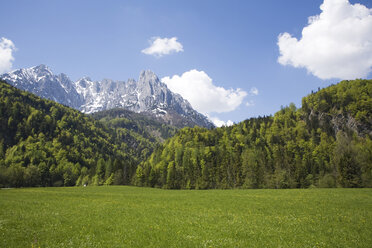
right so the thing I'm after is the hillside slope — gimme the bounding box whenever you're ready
[0,80,157,187]
[135,79,372,189]
[91,108,178,143]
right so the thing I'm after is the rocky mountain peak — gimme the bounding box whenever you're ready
[31,64,53,76]
[80,76,93,82]
[139,70,158,83]
[1,66,215,128]
[1,65,83,109]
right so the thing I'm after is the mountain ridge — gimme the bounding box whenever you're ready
[0,79,153,187]
[1,65,214,128]
[0,78,371,188]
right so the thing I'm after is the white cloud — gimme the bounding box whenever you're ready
[0,37,16,74]
[277,0,372,80]
[208,116,234,127]
[161,69,247,115]
[250,87,259,96]
[142,37,183,57]
[246,100,255,107]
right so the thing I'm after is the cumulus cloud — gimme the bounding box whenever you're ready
[142,37,183,57]
[161,69,247,115]
[250,87,259,96]
[277,0,372,80]
[208,116,234,127]
[0,37,16,74]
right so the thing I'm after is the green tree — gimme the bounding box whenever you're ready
[334,132,361,187]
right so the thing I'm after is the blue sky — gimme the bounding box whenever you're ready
[1,0,371,126]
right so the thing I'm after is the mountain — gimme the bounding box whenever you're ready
[1,65,214,128]
[1,78,371,189]
[0,65,83,109]
[91,108,179,143]
[135,79,372,189]
[0,79,160,187]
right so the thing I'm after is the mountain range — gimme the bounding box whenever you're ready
[0,76,371,189]
[0,65,214,128]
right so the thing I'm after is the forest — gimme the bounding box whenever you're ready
[135,79,372,189]
[0,80,164,187]
[0,79,371,188]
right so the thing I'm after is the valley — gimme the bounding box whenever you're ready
[1,186,371,248]
[0,78,371,188]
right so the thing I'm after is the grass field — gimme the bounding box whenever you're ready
[0,187,371,248]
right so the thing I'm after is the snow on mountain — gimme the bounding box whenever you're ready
[1,65,214,128]
[1,65,83,108]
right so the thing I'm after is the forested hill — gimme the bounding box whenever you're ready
[1,79,371,189]
[0,80,158,187]
[135,79,372,189]
[91,108,178,143]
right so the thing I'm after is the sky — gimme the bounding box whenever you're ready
[1,0,371,126]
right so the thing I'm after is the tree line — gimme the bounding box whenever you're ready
[135,79,372,189]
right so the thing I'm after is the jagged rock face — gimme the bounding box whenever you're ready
[1,65,214,128]
[1,65,84,108]
[307,109,372,137]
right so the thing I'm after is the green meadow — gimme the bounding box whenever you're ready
[0,187,371,248]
